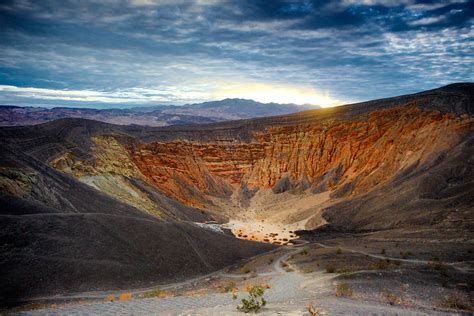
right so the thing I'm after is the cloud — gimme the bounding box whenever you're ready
[0,84,220,105]
[0,0,472,108]
[409,16,447,26]
[0,81,344,107]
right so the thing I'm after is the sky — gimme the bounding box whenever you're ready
[0,0,472,108]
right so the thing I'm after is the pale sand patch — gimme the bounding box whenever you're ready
[215,189,339,244]
[223,219,302,244]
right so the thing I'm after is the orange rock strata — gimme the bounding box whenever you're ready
[48,105,473,211]
[127,106,472,207]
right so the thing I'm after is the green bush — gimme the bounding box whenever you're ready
[236,285,267,313]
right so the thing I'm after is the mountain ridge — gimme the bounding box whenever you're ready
[0,98,319,127]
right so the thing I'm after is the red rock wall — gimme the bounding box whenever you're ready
[127,105,473,207]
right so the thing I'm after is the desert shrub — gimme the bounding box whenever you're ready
[400,251,413,259]
[368,260,390,270]
[336,248,342,254]
[157,291,169,298]
[105,294,115,302]
[335,283,353,297]
[337,267,354,273]
[141,288,168,299]
[440,293,473,311]
[381,290,401,306]
[301,248,309,255]
[141,289,160,298]
[236,285,267,313]
[429,261,449,277]
[307,303,317,315]
[119,293,132,301]
[381,248,386,255]
[326,264,336,273]
[223,282,237,293]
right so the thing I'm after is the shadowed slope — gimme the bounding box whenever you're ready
[0,146,273,304]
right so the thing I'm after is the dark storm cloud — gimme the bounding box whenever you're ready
[0,0,472,107]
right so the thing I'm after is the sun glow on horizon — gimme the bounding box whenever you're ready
[0,82,348,108]
[211,82,343,108]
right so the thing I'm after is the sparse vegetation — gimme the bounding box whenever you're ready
[381,290,402,306]
[141,289,160,298]
[119,293,132,301]
[439,293,473,311]
[105,294,115,302]
[368,260,390,270]
[429,261,449,276]
[223,282,237,293]
[307,303,317,315]
[335,283,353,297]
[337,267,354,274]
[326,264,336,273]
[381,248,386,255]
[236,285,267,313]
[336,248,342,254]
[140,288,168,299]
[399,251,413,259]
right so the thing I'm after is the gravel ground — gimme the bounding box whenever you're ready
[12,244,457,315]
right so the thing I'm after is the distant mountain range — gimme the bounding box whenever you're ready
[0,99,318,126]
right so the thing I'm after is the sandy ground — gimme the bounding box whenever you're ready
[223,219,302,244]
[220,189,335,244]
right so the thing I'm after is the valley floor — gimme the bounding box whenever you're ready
[11,232,473,315]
